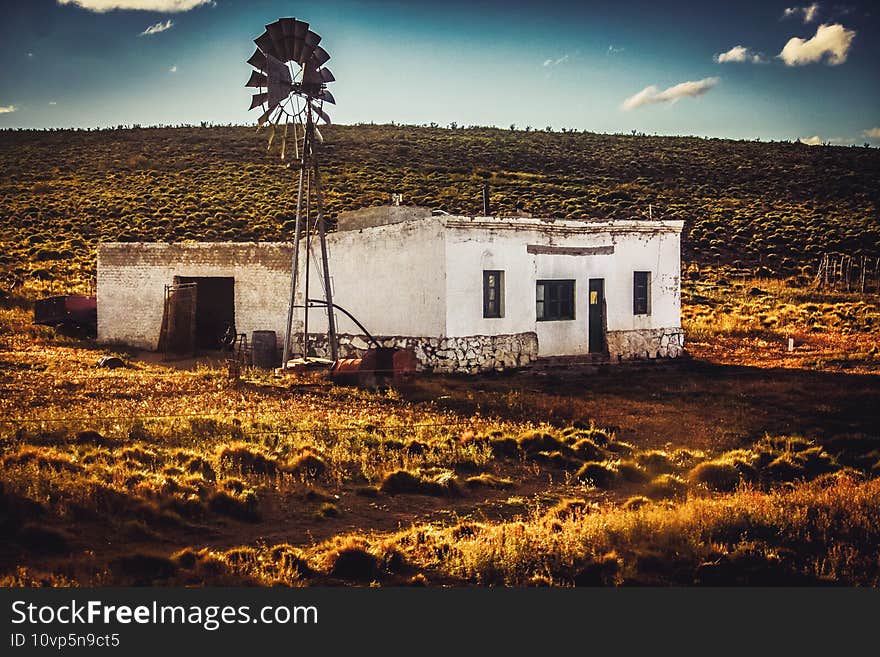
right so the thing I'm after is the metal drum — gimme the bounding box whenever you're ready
[251,330,279,368]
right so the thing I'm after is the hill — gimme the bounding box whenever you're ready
[1,124,879,295]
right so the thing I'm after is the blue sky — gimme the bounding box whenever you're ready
[0,0,877,143]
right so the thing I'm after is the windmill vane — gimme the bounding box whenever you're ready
[245,16,335,159]
[245,17,340,368]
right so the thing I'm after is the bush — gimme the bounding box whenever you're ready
[218,443,276,476]
[646,474,688,500]
[576,462,617,488]
[328,546,378,581]
[572,438,604,461]
[517,431,565,454]
[379,469,459,496]
[688,461,741,492]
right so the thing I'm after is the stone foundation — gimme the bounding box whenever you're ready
[302,332,539,374]
[605,328,685,360]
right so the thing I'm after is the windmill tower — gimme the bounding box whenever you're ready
[245,17,338,367]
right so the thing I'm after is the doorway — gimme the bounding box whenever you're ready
[175,276,235,350]
[588,278,606,354]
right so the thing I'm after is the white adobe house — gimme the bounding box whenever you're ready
[97,206,684,373]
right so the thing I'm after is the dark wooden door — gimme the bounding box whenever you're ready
[158,282,197,356]
[588,278,605,354]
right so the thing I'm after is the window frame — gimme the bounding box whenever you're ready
[633,271,651,315]
[483,270,504,319]
[536,279,576,321]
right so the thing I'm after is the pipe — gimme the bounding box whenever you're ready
[297,299,382,349]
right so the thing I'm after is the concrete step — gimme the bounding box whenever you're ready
[528,354,612,369]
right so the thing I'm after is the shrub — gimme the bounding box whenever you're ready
[646,474,688,500]
[218,443,277,476]
[517,431,565,454]
[617,460,650,483]
[548,498,595,520]
[282,452,327,479]
[575,462,617,488]
[379,469,460,496]
[207,490,260,521]
[688,461,741,492]
[636,450,675,474]
[328,545,378,581]
[605,441,635,458]
[489,436,519,457]
[464,473,514,489]
[622,496,651,511]
[572,438,604,461]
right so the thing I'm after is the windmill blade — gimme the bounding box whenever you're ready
[318,90,335,105]
[313,124,324,144]
[247,48,267,72]
[319,67,335,83]
[279,17,298,61]
[299,30,321,64]
[256,106,274,126]
[311,103,331,125]
[249,92,269,110]
[254,30,279,59]
[266,20,290,62]
[266,53,293,107]
[291,20,309,61]
[245,70,268,87]
[301,61,323,89]
[311,45,330,67]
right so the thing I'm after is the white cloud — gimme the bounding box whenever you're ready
[621,77,720,111]
[169,65,177,73]
[48,101,58,106]
[607,45,625,55]
[543,54,569,67]
[0,105,16,114]
[714,45,765,63]
[779,23,855,65]
[799,135,823,145]
[140,19,173,36]
[57,0,213,12]
[863,127,880,139]
[783,3,821,23]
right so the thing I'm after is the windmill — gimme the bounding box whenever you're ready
[245,17,338,368]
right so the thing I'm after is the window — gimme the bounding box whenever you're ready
[536,280,575,321]
[483,270,504,318]
[633,271,651,315]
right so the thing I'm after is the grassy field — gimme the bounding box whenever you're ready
[1,125,879,298]
[1,126,879,586]
[1,274,879,586]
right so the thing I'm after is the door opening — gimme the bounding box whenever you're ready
[588,278,606,354]
[175,276,235,350]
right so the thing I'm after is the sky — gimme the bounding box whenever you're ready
[0,0,877,144]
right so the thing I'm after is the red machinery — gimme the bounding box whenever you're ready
[329,347,417,388]
[33,295,97,335]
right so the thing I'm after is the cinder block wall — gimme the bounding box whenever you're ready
[97,242,293,350]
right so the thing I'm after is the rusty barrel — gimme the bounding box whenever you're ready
[251,330,279,368]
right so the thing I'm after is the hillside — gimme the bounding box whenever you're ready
[1,124,879,295]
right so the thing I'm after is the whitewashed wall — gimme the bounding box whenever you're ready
[295,217,447,338]
[97,243,293,350]
[97,216,682,362]
[442,217,682,356]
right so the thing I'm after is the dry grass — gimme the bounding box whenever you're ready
[1,271,879,586]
